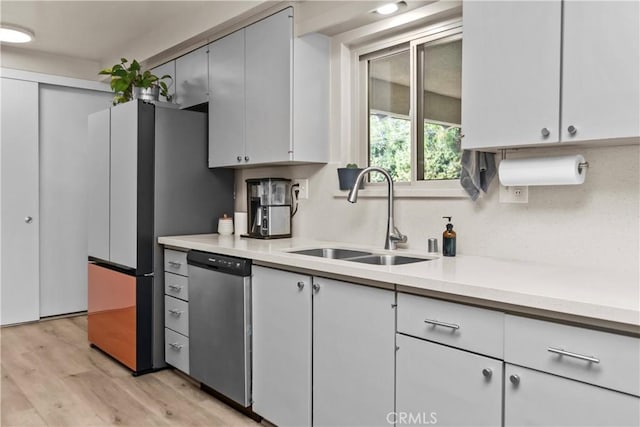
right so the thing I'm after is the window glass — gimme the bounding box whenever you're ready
[418,38,462,180]
[362,31,462,185]
[368,50,410,183]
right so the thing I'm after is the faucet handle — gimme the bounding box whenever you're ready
[390,227,407,244]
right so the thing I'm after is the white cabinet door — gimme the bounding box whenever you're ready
[88,109,111,260]
[151,60,176,103]
[396,334,503,426]
[313,278,395,426]
[176,45,208,109]
[39,85,111,316]
[208,30,246,168]
[245,8,292,164]
[0,78,40,325]
[562,1,640,142]
[252,266,312,426]
[505,364,640,426]
[462,0,561,149]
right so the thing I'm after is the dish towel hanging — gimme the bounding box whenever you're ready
[460,150,497,201]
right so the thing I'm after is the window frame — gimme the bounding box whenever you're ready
[354,21,463,190]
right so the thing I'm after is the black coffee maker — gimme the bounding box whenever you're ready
[245,178,292,239]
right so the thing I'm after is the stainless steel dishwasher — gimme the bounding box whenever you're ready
[187,250,251,407]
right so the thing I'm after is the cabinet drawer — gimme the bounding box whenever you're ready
[505,315,640,396]
[164,249,188,276]
[165,328,189,374]
[164,295,189,336]
[397,293,504,358]
[164,272,188,301]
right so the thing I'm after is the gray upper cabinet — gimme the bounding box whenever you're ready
[462,0,639,150]
[244,8,292,165]
[209,29,246,167]
[176,45,209,109]
[151,60,176,103]
[208,7,330,168]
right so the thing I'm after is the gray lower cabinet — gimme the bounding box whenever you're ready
[164,249,189,374]
[505,364,640,426]
[252,266,312,426]
[251,267,395,426]
[396,334,503,426]
[312,277,395,426]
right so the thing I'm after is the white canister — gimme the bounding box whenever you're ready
[218,214,234,235]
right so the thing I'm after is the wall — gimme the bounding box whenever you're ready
[233,22,639,276]
[0,46,102,80]
[234,144,639,276]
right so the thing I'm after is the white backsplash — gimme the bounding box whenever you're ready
[235,144,639,275]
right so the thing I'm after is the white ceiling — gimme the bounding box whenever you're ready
[0,1,265,69]
[0,0,448,80]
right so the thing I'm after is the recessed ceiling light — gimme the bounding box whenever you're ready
[376,2,400,15]
[0,25,35,43]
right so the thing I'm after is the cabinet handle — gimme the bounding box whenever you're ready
[541,127,551,138]
[168,342,183,350]
[312,283,320,293]
[424,318,460,330]
[567,125,577,136]
[547,347,600,364]
[297,281,305,290]
[509,374,520,386]
[168,285,183,292]
[237,156,242,162]
[168,261,182,268]
[25,216,33,224]
[244,156,250,162]
[482,368,493,379]
[168,309,183,316]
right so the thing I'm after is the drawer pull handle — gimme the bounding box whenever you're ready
[482,368,493,379]
[168,309,183,316]
[547,347,600,363]
[424,318,460,330]
[168,342,183,350]
[168,261,182,268]
[168,285,183,292]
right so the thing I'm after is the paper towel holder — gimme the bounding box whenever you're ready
[578,161,590,173]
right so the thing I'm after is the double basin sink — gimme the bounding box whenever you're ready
[289,248,432,265]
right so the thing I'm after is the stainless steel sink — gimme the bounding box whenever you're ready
[290,248,373,259]
[347,254,431,265]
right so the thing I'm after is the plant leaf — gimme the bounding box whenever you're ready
[98,68,112,75]
[130,60,140,71]
[120,58,128,64]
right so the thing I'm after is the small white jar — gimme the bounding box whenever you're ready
[218,214,234,235]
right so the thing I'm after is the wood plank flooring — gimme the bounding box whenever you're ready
[1,315,259,426]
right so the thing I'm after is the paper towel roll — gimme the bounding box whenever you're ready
[234,212,248,236]
[498,155,586,186]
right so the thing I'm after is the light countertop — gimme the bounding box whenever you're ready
[158,234,640,334]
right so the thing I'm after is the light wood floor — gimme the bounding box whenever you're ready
[1,315,260,426]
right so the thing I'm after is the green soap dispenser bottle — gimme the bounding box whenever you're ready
[442,216,456,257]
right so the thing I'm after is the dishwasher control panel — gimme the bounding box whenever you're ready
[187,250,251,276]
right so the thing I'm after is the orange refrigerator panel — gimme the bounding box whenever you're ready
[88,263,137,371]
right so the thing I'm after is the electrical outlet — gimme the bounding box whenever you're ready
[293,178,309,199]
[499,185,528,204]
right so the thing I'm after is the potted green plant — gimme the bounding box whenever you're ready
[337,163,365,190]
[99,58,173,105]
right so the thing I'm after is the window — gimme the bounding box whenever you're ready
[361,28,462,184]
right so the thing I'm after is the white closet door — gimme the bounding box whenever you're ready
[39,84,111,317]
[0,78,40,325]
